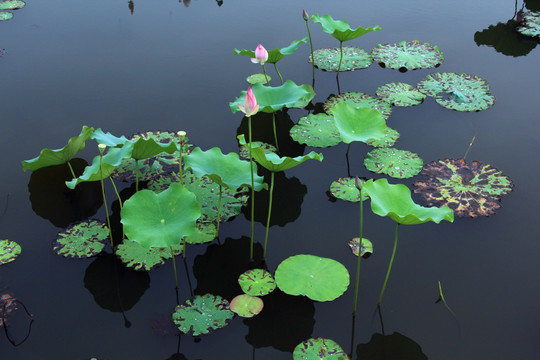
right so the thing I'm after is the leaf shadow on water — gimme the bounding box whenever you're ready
[356,332,428,360]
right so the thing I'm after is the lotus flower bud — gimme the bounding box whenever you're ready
[302,9,309,21]
[98,143,107,153]
[354,176,364,191]
[250,44,268,65]
[237,87,259,117]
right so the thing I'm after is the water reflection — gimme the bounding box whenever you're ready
[356,332,428,359]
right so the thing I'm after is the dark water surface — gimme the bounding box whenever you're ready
[1,0,539,359]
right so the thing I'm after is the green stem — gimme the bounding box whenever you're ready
[337,41,344,82]
[438,281,457,318]
[305,19,315,81]
[248,116,255,262]
[272,112,279,152]
[273,63,284,84]
[178,143,185,186]
[99,155,114,248]
[263,171,275,260]
[109,177,124,239]
[378,223,400,305]
[216,185,222,235]
[135,160,139,192]
[170,246,179,291]
[182,237,187,260]
[66,160,76,179]
[262,64,270,85]
[352,191,364,316]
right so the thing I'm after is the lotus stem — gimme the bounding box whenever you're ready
[109,177,123,210]
[352,190,364,316]
[262,64,270,85]
[272,112,279,152]
[135,160,139,192]
[337,41,344,83]
[178,131,186,186]
[273,63,284,84]
[170,246,179,291]
[216,185,222,235]
[182,237,187,260]
[377,223,400,306]
[248,116,255,262]
[263,171,275,260]
[305,18,315,82]
[66,160,76,179]
[99,153,114,248]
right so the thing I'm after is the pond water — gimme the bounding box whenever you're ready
[1,0,540,359]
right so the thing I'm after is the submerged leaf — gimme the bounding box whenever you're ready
[364,148,424,179]
[0,239,21,265]
[172,294,234,336]
[371,40,444,70]
[238,269,276,296]
[53,220,108,258]
[376,82,426,107]
[229,294,264,318]
[324,92,392,119]
[289,113,341,148]
[294,338,350,360]
[309,47,372,72]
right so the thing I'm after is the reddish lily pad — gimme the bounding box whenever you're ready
[363,148,424,179]
[371,40,444,71]
[229,294,264,318]
[309,47,372,72]
[323,92,392,119]
[238,269,276,296]
[293,338,349,360]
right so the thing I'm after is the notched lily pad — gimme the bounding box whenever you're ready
[348,237,373,258]
[293,338,350,360]
[517,11,540,38]
[289,113,341,148]
[184,222,217,244]
[0,0,25,10]
[238,269,276,296]
[116,240,183,271]
[53,220,108,258]
[324,92,392,119]
[0,239,21,265]
[229,294,264,318]
[172,294,234,336]
[376,82,426,107]
[372,40,444,71]
[309,47,372,72]
[329,177,369,202]
[364,148,423,179]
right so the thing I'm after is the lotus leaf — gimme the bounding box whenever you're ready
[517,11,540,38]
[363,178,454,225]
[116,239,183,271]
[234,37,308,64]
[309,47,372,72]
[365,127,400,148]
[0,0,25,10]
[121,183,201,248]
[364,148,423,179]
[172,294,234,336]
[324,92,392,119]
[413,158,514,217]
[417,72,495,111]
[371,40,444,70]
[229,294,264,318]
[53,220,108,258]
[238,269,276,296]
[376,82,426,107]
[275,254,350,302]
[348,237,373,257]
[230,80,315,114]
[247,73,271,84]
[22,126,95,172]
[311,14,381,42]
[329,177,369,202]
[184,222,217,244]
[250,148,324,173]
[0,239,21,265]
[90,128,129,147]
[238,140,277,160]
[111,157,165,183]
[0,11,13,20]
[330,103,389,144]
[289,113,341,148]
[293,338,349,360]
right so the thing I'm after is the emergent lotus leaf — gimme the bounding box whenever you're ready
[289,113,341,148]
[348,237,373,258]
[116,240,183,271]
[330,103,389,144]
[53,219,108,258]
[363,148,424,179]
[0,239,21,265]
[229,294,264,318]
[238,269,277,296]
[365,127,400,148]
[324,92,392,119]
[371,40,444,71]
[311,13,381,42]
[309,47,372,72]
[234,37,308,64]
[0,1,25,10]
[329,177,369,202]
[376,82,426,107]
[517,11,540,38]
[0,11,13,20]
[91,128,129,147]
[250,148,324,173]
[293,338,350,360]
[172,294,234,336]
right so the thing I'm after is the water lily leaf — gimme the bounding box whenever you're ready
[365,127,400,148]
[329,177,369,202]
[172,294,234,336]
[229,294,264,318]
[363,178,454,225]
[184,222,217,244]
[348,237,373,257]
[116,239,183,271]
[364,148,424,179]
[0,239,21,265]
[289,113,341,148]
[230,80,315,113]
[517,11,540,38]
[247,73,271,84]
[0,0,25,10]
[294,338,349,360]
[250,148,324,173]
[309,47,372,72]
[22,126,95,172]
[0,11,13,20]
[330,103,389,144]
[121,183,201,248]
[413,158,514,218]
[324,92,392,119]
[238,269,276,296]
[234,37,308,64]
[275,254,350,302]
[371,40,444,71]
[376,82,426,107]
[53,219,108,258]
[311,13,381,42]
[417,72,495,111]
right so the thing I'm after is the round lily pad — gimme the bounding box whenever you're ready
[376,82,426,107]
[229,294,264,318]
[238,269,276,296]
[365,127,400,148]
[0,0,25,10]
[246,73,271,84]
[371,40,444,71]
[0,239,21,265]
[293,338,350,360]
[414,158,514,217]
[348,237,373,258]
[184,222,217,244]
[172,294,234,336]
[275,254,350,302]
[0,11,13,20]
[364,148,424,179]
[309,46,372,72]
[330,177,369,202]
[323,92,392,119]
[517,11,540,38]
[53,220,109,258]
[116,240,183,271]
[289,113,341,148]
[417,72,496,111]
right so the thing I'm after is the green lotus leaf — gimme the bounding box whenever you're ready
[121,183,201,248]
[324,92,392,119]
[363,178,454,225]
[230,80,315,113]
[129,136,178,161]
[309,47,372,72]
[293,338,350,360]
[250,148,324,173]
[329,177,369,202]
[53,220,108,258]
[413,158,514,218]
[376,82,426,107]
[184,221,217,244]
[417,72,496,111]
[0,11,13,20]
[275,254,350,302]
[311,13,381,42]
[22,126,95,172]
[365,127,400,148]
[0,239,21,265]
[364,148,424,179]
[234,37,308,64]
[229,294,264,318]
[90,128,129,147]
[111,157,165,183]
[330,103,388,144]
[371,40,444,70]
[238,269,276,296]
[289,113,341,148]
[517,11,540,38]
[348,237,373,257]
[172,294,234,336]
[116,239,183,271]
[247,73,271,84]
[239,140,277,160]
[0,1,25,10]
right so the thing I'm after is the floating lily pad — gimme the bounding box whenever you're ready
[365,127,400,148]
[116,240,183,271]
[517,11,540,38]
[348,237,373,257]
[53,220,108,259]
[324,92,392,119]
[376,82,426,107]
[172,294,234,336]
[0,1,25,10]
[289,113,341,148]
[371,40,444,71]
[417,72,495,111]
[293,338,350,360]
[0,11,12,20]
[275,254,350,302]
[184,222,217,244]
[246,73,271,84]
[238,269,276,296]
[0,239,21,265]
[329,177,369,202]
[229,294,264,318]
[330,103,389,144]
[414,158,514,217]
[309,47,372,72]
[364,148,423,179]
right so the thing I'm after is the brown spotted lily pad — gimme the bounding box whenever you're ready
[323,92,392,119]
[414,158,514,217]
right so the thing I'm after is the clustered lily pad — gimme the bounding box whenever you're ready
[414,158,514,217]
[309,47,372,72]
[293,338,350,360]
[376,82,426,107]
[323,92,392,119]
[371,40,444,71]
[53,220,109,258]
[289,113,341,148]
[0,239,21,265]
[517,11,540,38]
[238,269,276,296]
[329,177,369,202]
[172,294,234,336]
[363,148,424,179]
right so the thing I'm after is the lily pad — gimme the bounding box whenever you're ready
[330,103,389,144]
[324,92,392,119]
[371,40,444,71]
[0,1,25,10]
[348,237,373,257]
[376,82,426,107]
[311,13,381,42]
[413,158,514,217]
[0,11,13,20]
[275,254,350,302]
[329,177,369,202]
[172,294,234,336]
[229,294,264,318]
[53,220,109,258]
[247,73,271,84]
[184,222,217,244]
[0,239,21,265]
[234,37,308,64]
[238,269,276,296]
[116,240,183,271]
[364,148,424,179]
[289,113,341,148]
[517,11,540,38]
[309,47,372,72]
[417,72,496,111]
[293,338,350,360]
[365,127,400,148]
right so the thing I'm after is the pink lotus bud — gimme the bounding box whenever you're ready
[302,10,309,21]
[250,44,268,65]
[237,87,260,117]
